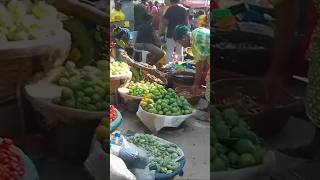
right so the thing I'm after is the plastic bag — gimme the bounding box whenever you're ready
[136,106,193,133]
[131,167,155,180]
[115,137,149,169]
[110,154,136,180]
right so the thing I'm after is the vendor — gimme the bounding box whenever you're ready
[111,1,126,27]
[134,14,165,65]
[48,0,107,26]
[263,0,320,159]
[173,25,210,102]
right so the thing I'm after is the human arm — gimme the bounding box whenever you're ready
[192,60,207,93]
[48,0,107,26]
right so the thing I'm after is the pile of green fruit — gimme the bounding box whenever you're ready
[110,61,130,76]
[128,134,182,174]
[52,61,108,111]
[127,81,165,97]
[0,0,63,42]
[140,88,193,116]
[211,107,266,172]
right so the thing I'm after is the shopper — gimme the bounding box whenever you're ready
[135,14,164,65]
[264,0,320,159]
[158,0,171,37]
[173,25,210,102]
[48,0,106,26]
[151,2,161,31]
[163,0,188,63]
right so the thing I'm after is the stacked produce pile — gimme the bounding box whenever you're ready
[52,61,108,111]
[128,134,182,174]
[110,61,130,76]
[140,88,193,116]
[0,139,24,180]
[211,107,266,172]
[0,0,63,42]
[127,81,165,97]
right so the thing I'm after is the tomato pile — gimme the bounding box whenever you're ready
[110,105,117,123]
[0,139,24,180]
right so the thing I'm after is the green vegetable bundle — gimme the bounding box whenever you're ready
[210,107,266,172]
[128,134,182,174]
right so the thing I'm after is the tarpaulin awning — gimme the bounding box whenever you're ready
[180,0,210,9]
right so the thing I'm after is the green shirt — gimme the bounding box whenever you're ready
[191,27,211,102]
[191,27,210,63]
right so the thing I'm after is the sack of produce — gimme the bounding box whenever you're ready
[136,88,194,133]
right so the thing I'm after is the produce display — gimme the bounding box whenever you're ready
[127,81,165,97]
[140,88,193,116]
[211,107,266,172]
[110,61,130,76]
[128,134,182,174]
[0,0,63,42]
[0,138,24,180]
[52,61,108,111]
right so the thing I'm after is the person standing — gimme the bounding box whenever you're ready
[264,0,320,159]
[173,25,210,102]
[110,1,126,26]
[163,0,188,63]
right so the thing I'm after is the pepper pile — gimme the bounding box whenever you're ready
[110,105,117,123]
[0,138,24,180]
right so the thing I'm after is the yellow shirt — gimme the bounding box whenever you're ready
[110,9,125,22]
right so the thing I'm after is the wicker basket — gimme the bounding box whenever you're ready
[110,72,132,93]
[120,50,168,85]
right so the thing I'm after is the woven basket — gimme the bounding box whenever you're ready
[120,50,168,85]
[110,72,132,92]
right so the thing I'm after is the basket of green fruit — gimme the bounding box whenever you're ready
[136,88,194,133]
[49,61,108,116]
[210,106,276,180]
[110,61,132,92]
[118,81,166,112]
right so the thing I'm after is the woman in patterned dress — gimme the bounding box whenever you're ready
[173,25,210,103]
[264,0,320,158]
